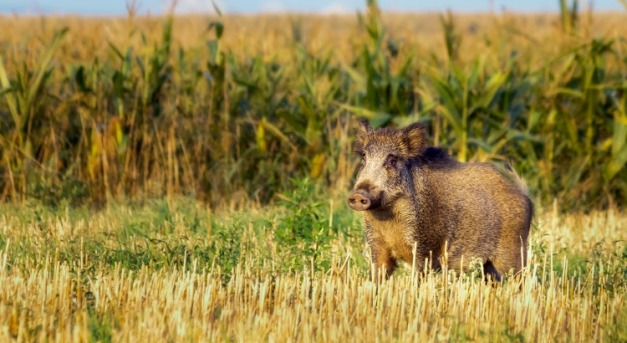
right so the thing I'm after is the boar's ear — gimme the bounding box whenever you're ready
[357,119,372,137]
[354,119,372,153]
[401,122,427,158]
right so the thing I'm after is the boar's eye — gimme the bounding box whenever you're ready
[359,152,366,164]
[384,154,399,168]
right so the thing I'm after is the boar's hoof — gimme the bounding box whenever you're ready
[348,190,372,211]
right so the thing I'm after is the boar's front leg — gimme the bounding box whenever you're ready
[410,244,440,274]
[370,239,397,280]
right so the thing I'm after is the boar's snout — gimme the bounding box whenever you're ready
[348,189,373,211]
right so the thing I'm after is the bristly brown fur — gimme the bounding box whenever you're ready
[353,121,428,159]
[350,120,533,282]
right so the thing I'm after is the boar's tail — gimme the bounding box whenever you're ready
[504,163,529,196]
[504,163,534,230]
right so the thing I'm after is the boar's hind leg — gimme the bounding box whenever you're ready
[483,260,502,283]
[492,237,527,279]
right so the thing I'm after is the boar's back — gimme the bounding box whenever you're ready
[418,147,457,167]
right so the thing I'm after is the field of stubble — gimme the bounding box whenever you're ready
[0,199,624,342]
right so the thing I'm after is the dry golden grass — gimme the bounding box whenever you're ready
[0,202,624,342]
[1,12,626,70]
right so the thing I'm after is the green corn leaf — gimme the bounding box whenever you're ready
[430,74,462,132]
[260,117,297,151]
[0,57,20,127]
[108,41,125,61]
[556,87,584,98]
[604,111,627,181]
[482,71,507,106]
[468,138,495,153]
[26,27,68,113]
[338,103,392,128]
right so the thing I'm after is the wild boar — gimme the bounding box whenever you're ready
[348,120,533,281]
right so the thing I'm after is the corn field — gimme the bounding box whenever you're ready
[0,2,625,209]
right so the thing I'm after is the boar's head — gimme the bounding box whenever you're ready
[348,119,427,211]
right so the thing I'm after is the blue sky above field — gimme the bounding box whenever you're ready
[0,0,624,16]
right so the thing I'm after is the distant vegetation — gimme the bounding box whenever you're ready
[0,1,625,210]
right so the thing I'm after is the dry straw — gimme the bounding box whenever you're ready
[0,207,624,342]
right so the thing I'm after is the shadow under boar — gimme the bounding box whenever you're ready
[348,120,533,281]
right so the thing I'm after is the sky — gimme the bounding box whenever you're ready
[0,0,624,16]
